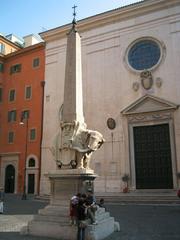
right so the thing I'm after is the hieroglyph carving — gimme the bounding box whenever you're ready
[50,120,105,169]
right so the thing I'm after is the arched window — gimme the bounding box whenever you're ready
[28,158,35,167]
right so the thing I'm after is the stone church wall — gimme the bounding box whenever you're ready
[40,0,180,194]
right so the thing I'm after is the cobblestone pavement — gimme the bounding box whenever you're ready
[0,194,180,240]
[105,203,180,240]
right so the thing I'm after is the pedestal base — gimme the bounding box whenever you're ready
[21,169,120,240]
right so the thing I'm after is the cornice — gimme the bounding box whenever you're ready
[0,152,21,157]
[121,94,179,115]
[4,42,45,60]
[0,36,21,50]
[40,0,180,42]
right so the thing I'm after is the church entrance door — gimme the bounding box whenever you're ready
[133,123,173,189]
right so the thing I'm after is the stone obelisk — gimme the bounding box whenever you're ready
[22,8,119,240]
[53,14,104,171]
[63,19,84,123]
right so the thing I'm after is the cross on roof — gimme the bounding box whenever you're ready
[72,5,77,20]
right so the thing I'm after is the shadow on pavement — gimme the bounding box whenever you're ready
[3,194,48,215]
[0,232,55,240]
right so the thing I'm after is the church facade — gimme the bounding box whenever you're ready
[40,0,180,194]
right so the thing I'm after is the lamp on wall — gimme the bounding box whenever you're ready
[20,110,29,200]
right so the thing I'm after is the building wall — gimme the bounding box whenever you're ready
[0,37,20,55]
[40,0,180,194]
[0,44,45,194]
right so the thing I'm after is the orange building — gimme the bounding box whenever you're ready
[0,35,45,195]
[0,33,21,55]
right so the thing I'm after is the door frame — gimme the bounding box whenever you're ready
[129,117,177,190]
[0,153,19,193]
[28,173,35,194]
[5,164,15,193]
[26,154,39,195]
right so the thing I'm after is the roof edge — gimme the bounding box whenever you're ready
[40,0,180,41]
[4,42,45,59]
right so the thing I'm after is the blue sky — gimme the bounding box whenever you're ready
[1,0,142,38]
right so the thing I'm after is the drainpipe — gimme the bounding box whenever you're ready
[38,80,45,195]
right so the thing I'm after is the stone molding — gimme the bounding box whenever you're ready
[0,152,20,156]
[124,36,166,74]
[127,112,173,123]
[40,0,180,42]
[122,94,179,190]
[0,155,19,193]
[121,94,179,115]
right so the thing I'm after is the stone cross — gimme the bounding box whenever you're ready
[72,5,77,26]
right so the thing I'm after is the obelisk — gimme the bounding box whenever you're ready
[63,16,84,123]
[54,10,104,170]
[22,7,119,240]
[57,15,88,167]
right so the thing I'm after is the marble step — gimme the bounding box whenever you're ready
[95,211,110,222]
[35,209,110,224]
[27,221,77,240]
[27,216,117,240]
[96,195,180,204]
[33,214,69,224]
[86,216,116,240]
[38,206,69,216]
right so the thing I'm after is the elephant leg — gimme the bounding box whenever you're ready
[83,152,92,169]
[76,152,84,169]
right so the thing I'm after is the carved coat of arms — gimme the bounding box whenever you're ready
[140,70,153,90]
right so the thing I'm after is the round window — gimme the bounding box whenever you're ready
[128,39,161,71]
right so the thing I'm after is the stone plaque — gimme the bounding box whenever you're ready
[107,118,116,129]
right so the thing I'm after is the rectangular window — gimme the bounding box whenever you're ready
[33,58,40,68]
[0,88,2,103]
[30,128,36,140]
[9,89,16,102]
[10,64,21,74]
[21,110,30,120]
[8,110,16,122]
[25,86,32,99]
[0,63,4,72]
[8,131,14,143]
[0,43,5,54]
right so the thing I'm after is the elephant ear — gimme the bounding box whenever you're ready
[87,131,104,151]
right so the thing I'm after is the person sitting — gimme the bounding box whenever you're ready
[84,190,97,225]
[98,198,106,210]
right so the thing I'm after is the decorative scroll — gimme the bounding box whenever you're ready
[127,112,173,123]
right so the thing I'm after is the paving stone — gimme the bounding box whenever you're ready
[0,194,180,240]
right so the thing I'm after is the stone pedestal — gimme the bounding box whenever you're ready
[21,169,120,240]
[48,169,96,205]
